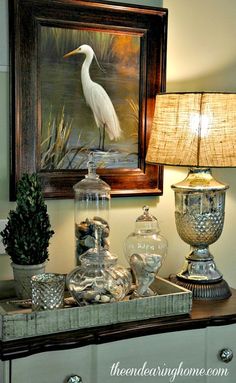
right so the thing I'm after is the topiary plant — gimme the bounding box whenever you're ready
[0,173,54,265]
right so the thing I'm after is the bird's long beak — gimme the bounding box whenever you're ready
[63,48,79,58]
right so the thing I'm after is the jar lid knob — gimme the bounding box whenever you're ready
[86,152,99,179]
[143,205,150,215]
[136,205,157,222]
[94,223,102,251]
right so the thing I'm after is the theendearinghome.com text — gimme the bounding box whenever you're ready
[110,361,229,382]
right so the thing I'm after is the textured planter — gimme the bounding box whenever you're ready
[11,262,46,299]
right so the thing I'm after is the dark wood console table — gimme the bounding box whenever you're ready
[1,289,236,361]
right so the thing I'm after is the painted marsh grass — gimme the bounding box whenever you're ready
[41,106,81,170]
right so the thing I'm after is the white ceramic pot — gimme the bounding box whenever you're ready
[11,262,46,299]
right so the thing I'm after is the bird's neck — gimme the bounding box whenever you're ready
[81,52,94,86]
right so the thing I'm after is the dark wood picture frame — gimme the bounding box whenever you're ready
[9,0,167,199]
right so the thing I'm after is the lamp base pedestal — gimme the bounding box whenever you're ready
[171,168,231,301]
[169,274,231,300]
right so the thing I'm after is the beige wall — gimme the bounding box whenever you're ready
[1,0,236,288]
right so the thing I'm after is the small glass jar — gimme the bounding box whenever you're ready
[67,226,132,305]
[124,206,168,297]
[74,153,111,264]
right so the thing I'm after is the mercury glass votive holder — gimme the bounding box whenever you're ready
[31,273,65,311]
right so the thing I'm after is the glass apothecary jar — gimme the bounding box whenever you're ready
[67,226,132,305]
[124,206,168,297]
[74,153,111,264]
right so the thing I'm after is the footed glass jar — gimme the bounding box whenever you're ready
[74,153,111,264]
[124,206,168,297]
[67,226,132,305]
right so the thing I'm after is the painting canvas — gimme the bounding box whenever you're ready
[9,0,167,198]
[40,28,140,171]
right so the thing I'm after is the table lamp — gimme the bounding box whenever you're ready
[146,92,236,300]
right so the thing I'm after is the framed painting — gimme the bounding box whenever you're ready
[9,0,167,199]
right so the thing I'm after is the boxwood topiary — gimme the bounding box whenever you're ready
[0,173,54,265]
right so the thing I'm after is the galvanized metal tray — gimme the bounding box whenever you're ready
[0,277,192,341]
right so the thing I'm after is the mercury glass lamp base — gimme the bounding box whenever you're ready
[171,168,230,300]
[170,274,231,300]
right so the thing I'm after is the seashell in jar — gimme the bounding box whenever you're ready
[83,290,99,302]
[83,235,96,248]
[100,295,111,303]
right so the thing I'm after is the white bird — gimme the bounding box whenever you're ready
[64,44,122,151]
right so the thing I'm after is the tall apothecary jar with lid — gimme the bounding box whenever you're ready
[73,153,111,264]
[124,205,168,297]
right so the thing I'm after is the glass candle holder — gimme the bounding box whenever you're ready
[31,273,65,310]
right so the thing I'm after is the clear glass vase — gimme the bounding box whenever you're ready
[73,153,111,264]
[124,206,168,297]
[67,225,132,305]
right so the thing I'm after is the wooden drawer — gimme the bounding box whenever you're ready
[11,346,93,383]
[96,329,206,383]
[206,324,236,382]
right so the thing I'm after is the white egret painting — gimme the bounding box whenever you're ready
[40,27,140,171]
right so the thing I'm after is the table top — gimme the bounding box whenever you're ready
[1,288,236,361]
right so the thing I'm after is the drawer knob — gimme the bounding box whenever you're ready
[219,348,233,363]
[66,375,83,383]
